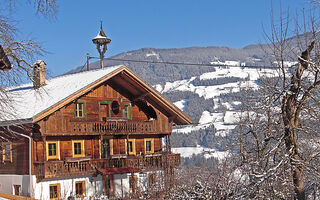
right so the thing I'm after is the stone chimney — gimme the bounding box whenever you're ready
[33,60,46,89]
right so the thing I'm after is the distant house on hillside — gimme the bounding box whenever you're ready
[0,62,191,199]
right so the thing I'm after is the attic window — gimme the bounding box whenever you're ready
[2,142,12,162]
[74,100,87,118]
[122,103,132,120]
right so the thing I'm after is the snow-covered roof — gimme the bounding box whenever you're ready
[0,64,192,125]
[2,65,123,122]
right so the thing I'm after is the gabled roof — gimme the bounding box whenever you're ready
[2,65,192,125]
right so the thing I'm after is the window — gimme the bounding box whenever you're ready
[145,139,154,154]
[75,181,85,197]
[127,139,135,155]
[121,103,132,120]
[49,184,60,200]
[129,175,137,192]
[72,140,85,157]
[74,100,86,118]
[2,143,12,162]
[13,185,21,195]
[46,141,59,160]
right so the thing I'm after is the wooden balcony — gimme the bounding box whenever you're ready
[69,120,171,135]
[33,153,180,181]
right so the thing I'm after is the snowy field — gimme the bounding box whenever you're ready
[172,145,230,160]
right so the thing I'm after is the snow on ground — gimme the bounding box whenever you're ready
[224,111,239,124]
[172,145,230,160]
[174,99,187,111]
[200,66,277,81]
[174,110,237,137]
[153,84,163,92]
[273,61,298,67]
[221,102,232,110]
[198,111,222,125]
[161,77,196,93]
[168,66,278,136]
[210,60,240,66]
[146,51,160,59]
[173,124,211,134]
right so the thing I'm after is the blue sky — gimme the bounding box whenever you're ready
[10,0,311,76]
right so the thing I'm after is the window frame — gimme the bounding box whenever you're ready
[129,175,137,192]
[72,140,85,157]
[121,103,132,120]
[144,138,154,154]
[75,181,85,197]
[49,184,60,200]
[74,100,87,119]
[98,101,111,121]
[46,141,60,160]
[126,139,135,155]
[2,142,12,162]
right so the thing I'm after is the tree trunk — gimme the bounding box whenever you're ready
[281,42,315,200]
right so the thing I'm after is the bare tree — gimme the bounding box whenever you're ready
[238,4,320,199]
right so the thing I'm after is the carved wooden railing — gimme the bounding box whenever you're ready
[69,120,171,135]
[33,153,180,181]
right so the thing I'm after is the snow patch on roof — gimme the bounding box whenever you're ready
[2,65,123,121]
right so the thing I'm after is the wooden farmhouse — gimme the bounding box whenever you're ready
[0,62,192,199]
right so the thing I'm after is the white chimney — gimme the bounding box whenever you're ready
[33,60,46,89]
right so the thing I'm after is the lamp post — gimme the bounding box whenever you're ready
[92,22,111,69]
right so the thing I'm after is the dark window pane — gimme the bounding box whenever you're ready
[5,144,10,159]
[50,185,58,198]
[146,141,151,152]
[48,143,56,156]
[74,143,82,155]
[128,141,133,153]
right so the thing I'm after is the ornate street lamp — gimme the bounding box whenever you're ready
[92,22,111,69]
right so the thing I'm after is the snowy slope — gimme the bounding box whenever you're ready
[157,65,278,137]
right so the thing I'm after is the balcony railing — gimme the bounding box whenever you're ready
[33,153,180,181]
[69,120,171,135]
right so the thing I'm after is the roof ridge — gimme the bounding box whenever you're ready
[7,65,125,90]
[50,65,124,81]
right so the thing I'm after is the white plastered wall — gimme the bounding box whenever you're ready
[113,170,162,198]
[0,175,31,196]
[32,175,103,200]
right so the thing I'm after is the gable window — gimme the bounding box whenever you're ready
[49,184,60,200]
[129,175,137,192]
[2,142,12,162]
[72,140,85,157]
[145,139,154,154]
[75,181,85,197]
[46,141,59,160]
[127,139,135,155]
[74,100,86,118]
[121,103,132,120]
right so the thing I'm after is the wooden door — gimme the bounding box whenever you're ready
[102,139,110,159]
[100,104,109,122]
[103,175,114,197]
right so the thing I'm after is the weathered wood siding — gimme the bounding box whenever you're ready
[37,83,171,136]
[0,138,29,175]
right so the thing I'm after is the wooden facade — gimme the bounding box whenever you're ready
[0,66,191,198]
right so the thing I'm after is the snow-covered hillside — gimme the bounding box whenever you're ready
[156,65,277,136]
[156,65,281,160]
